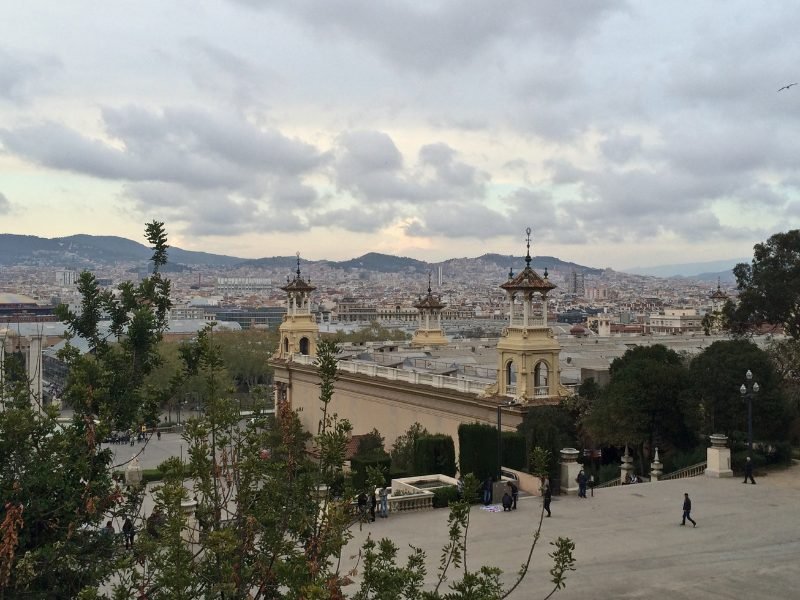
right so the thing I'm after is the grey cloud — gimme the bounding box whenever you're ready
[404,202,512,239]
[598,133,643,164]
[0,191,10,214]
[232,0,626,72]
[0,47,60,102]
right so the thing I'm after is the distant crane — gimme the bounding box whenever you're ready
[777,82,798,92]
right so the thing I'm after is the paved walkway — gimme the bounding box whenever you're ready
[341,466,800,599]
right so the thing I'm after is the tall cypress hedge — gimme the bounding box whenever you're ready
[414,434,456,476]
[501,431,526,470]
[458,423,497,480]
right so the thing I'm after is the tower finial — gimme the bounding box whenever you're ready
[296,251,301,278]
[427,271,432,295]
[525,227,532,268]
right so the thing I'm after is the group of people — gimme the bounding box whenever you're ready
[101,517,137,549]
[357,486,390,522]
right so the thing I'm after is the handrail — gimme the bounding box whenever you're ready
[595,477,620,489]
[659,461,707,481]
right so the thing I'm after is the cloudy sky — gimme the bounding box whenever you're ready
[1,1,799,270]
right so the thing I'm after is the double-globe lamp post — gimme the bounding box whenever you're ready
[740,370,759,452]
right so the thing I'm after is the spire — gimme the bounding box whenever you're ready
[427,271,432,295]
[296,251,301,279]
[525,227,532,268]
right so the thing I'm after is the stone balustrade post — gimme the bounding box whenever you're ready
[705,433,733,478]
[125,456,143,487]
[650,447,663,481]
[180,499,199,546]
[559,448,580,495]
[620,445,634,483]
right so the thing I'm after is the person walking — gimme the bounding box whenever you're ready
[369,490,377,522]
[508,481,519,510]
[576,469,588,498]
[743,456,756,484]
[378,486,389,518]
[681,493,696,527]
[543,480,552,517]
[122,516,135,549]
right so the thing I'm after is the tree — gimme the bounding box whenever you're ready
[583,345,697,470]
[0,221,172,598]
[689,339,789,442]
[727,230,800,339]
[390,422,429,474]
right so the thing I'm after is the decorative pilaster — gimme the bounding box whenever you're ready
[705,434,733,478]
[559,448,581,495]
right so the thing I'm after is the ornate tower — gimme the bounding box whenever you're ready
[275,253,318,360]
[496,228,561,403]
[411,274,448,348]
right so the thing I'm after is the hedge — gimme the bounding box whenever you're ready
[414,434,457,477]
[432,485,460,508]
[350,450,391,489]
[501,432,526,471]
[458,423,497,480]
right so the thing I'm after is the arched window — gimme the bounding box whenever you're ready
[299,337,310,355]
[505,360,517,393]
[534,361,549,396]
[283,337,289,353]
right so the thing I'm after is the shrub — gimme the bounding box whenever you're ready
[458,423,497,480]
[351,450,391,489]
[661,446,707,474]
[414,434,456,476]
[432,485,459,508]
[501,432,526,470]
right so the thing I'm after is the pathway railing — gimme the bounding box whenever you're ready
[659,461,707,481]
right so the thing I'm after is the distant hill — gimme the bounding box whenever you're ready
[472,253,604,275]
[0,233,603,276]
[329,252,429,273]
[626,258,748,278]
[0,233,241,267]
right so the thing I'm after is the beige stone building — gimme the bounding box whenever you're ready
[269,233,565,457]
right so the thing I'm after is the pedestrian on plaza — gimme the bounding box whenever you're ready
[508,481,519,510]
[357,492,367,520]
[157,430,161,441]
[576,469,588,498]
[369,490,377,522]
[502,491,513,511]
[122,517,135,549]
[482,476,493,506]
[379,486,389,518]
[681,493,696,527]
[103,520,115,536]
[743,456,756,484]
[543,480,552,517]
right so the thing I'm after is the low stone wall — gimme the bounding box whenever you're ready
[501,467,542,496]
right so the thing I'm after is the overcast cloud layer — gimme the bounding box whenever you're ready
[1,1,799,269]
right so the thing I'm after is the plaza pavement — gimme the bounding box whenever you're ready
[105,432,800,599]
[341,465,800,600]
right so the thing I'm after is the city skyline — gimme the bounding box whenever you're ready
[1,1,799,270]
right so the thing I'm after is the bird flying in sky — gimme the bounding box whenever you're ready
[777,82,798,92]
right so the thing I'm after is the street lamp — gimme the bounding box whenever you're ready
[497,400,515,480]
[740,370,759,451]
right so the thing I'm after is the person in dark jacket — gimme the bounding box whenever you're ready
[122,517,135,549]
[576,469,588,498]
[681,493,696,527]
[502,492,513,511]
[543,480,552,517]
[482,477,493,506]
[369,490,377,522]
[508,481,519,510]
[357,492,367,519]
[743,456,756,484]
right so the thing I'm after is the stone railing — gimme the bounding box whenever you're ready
[289,354,493,395]
[595,477,621,489]
[659,462,708,481]
[388,491,434,513]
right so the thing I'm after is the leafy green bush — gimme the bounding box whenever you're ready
[414,434,456,476]
[596,463,619,484]
[432,485,460,508]
[661,446,707,474]
[732,451,766,473]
